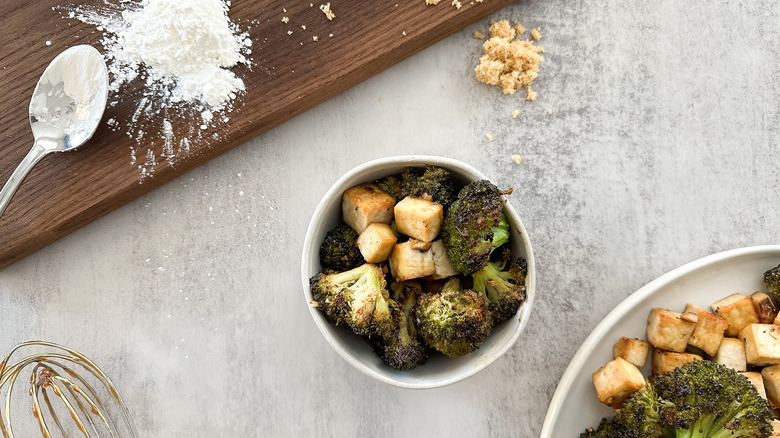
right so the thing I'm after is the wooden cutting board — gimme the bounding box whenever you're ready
[0,0,512,269]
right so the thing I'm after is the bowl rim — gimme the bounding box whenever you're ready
[300,155,536,389]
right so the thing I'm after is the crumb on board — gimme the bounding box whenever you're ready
[282,16,289,23]
[485,133,493,141]
[473,30,486,39]
[426,0,440,4]
[402,30,407,36]
[530,27,541,40]
[302,25,307,30]
[474,19,544,99]
[511,155,522,164]
[511,110,519,118]
[452,0,462,9]
[313,36,318,41]
[287,30,293,35]
[320,3,335,20]
[548,108,553,114]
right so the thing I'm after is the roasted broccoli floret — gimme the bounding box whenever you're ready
[580,383,663,438]
[653,360,773,438]
[375,166,460,208]
[310,263,394,338]
[377,283,428,370]
[442,180,512,275]
[413,278,493,358]
[471,253,527,323]
[764,263,780,308]
[584,361,774,438]
[319,224,365,271]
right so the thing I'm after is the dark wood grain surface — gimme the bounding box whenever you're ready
[0,0,511,268]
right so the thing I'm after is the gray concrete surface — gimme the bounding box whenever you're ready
[2,0,779,436]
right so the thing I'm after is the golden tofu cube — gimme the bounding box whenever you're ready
[651,349,702,375]
[761,365,780,409]
[646,308,697,352]
[394,197,444,242]
[714,337,747,372]
[740,324,780,366]
[388,241,435,281]
[342,184,396,234]
[356,223,397,263]
[429,240,458,280]
[612,337,650,367]
[772,419,780,437]
[751,292,778,324]
[591,357,646,409]
[740,371,767,399]
[711,293,758,337]
[684,303,728,356]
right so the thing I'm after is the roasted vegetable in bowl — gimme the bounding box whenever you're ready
[309,165,527,371]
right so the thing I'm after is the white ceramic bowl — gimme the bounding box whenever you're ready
[541,245,780,436]
[301,155,535,388]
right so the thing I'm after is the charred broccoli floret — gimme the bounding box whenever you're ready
[414,278,493,358]
[471,253,527,323]
[310,263,394,338]
[764,263,780,308]
[653,360,773,438]
[375,166,460,208]
[377,283,428,370]
[319,224,365,271]
[583,361,774,438]
[580,383,663,438]
[442,180,512,275]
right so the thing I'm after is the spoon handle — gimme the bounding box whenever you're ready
[0,142,49,219]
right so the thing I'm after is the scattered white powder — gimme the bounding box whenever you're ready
[61,0,252,181]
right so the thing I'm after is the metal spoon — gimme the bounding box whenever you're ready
[0,45,108,218]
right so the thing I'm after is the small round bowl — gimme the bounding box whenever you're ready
[301,155,536,388]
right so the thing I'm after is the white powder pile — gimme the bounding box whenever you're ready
[61,0,252,181]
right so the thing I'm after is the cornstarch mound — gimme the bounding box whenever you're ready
[474,20,544,100]
[61,0,253,181]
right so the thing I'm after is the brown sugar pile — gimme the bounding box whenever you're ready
[474,20,544,100]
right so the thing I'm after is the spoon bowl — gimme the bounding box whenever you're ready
[0,45,108,218]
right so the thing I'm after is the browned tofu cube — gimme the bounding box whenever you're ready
[651,349,702,375]
[740,371,767,399]
[612,337,650,367]
[751,292,778,324]
[356,223,397,263]
[772,419,780,437]
[429,240,458,280]
[740,324,780,366]
[591,357,646,409]
[711,293,758,337]
[684,303,728,356]
[761,365,780,408]
[646,308,697,352]
[394,197,444,242]
[388,241,435,281]
[714,337,747,371]
[342,184,396,234]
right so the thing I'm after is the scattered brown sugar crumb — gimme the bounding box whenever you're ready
[530,27,542,40]
[473,30,486,39]
[511,110,519,118]
[526,85,537,101]
[511,155,522,164]
[513,20,526,35]
[474,19,544,98]
[281,16,289,23]
[320,3,335,20]
[451,0,462,9]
